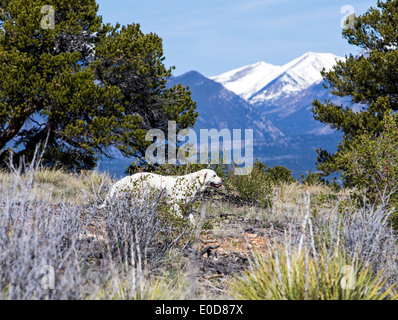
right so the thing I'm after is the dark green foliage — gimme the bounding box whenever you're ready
[225,163,273,208]
[300,170,341,192]
[0,0,197,170]
[335,112,398,190]
[334,112,398,228]
[301,170,323,186]
[253,161,267,173]
[253,161,296,184]
[311,0,398,180]
[266,165,296,184]
[94,23,197,160]
[227,161,270,207]
[127,161,228,179]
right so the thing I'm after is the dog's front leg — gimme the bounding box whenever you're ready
[171,202,196,225]
[188,213,195,225]
[183,203,196,225]
[187,207,196,225]
[170,203,184,218]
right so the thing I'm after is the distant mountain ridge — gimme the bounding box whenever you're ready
[209,52,347,136]
[211,52,344,105]
[169,71,284,140]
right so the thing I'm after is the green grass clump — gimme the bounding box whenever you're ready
[229,248,397,300]
[92,273,185,300]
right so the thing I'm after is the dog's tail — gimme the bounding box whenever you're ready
[98,187,115,209]
[98,188,115,209]
[97,202,106,209]
[98,197,108,209]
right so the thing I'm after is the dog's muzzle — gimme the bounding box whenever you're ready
[210,182,223,189]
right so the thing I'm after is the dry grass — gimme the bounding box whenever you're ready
[1,161,397,300]
[0,167,113,204]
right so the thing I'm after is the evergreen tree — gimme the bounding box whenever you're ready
[311,0,398,180]
[0,0,197,169]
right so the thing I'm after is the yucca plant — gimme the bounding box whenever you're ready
[230,193,398,300]
[91,270,185,300]
[229,247,397,300]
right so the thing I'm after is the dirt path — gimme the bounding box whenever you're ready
[192,213,282,298]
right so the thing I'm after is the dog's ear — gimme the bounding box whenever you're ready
[199,172,208,186]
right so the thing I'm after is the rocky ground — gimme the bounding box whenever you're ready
[74,193,276,299]
[193,209,279,298]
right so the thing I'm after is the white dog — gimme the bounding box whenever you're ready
[99,169,224,222]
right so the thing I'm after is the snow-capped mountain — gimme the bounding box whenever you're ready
[211,52,344,105]
[169,71,284,140]
[209,52,348,136]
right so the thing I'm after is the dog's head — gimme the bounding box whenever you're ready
[197,169,224,191]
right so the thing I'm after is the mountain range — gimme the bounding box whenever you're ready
[209,52,350,136]
[211,52,342,103]
[169,52,347,178]
[168,71,284,140]
[100,52,347,178]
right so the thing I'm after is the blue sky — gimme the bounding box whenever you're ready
[97,0,376,77]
